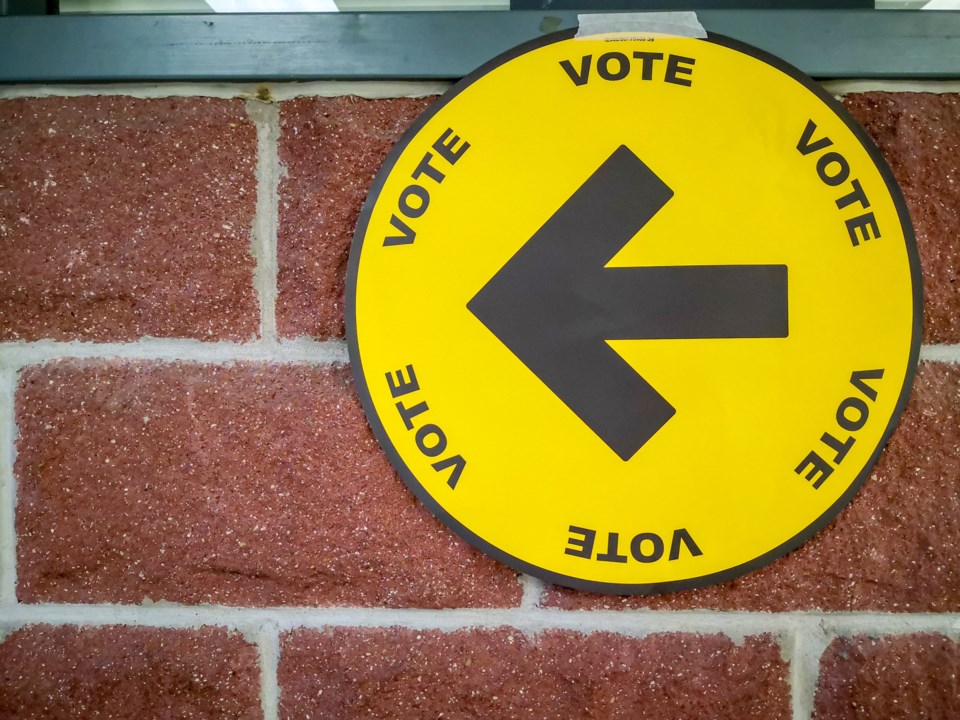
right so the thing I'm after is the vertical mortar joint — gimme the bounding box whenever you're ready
[787,625,830,720]
[246,99,282,345]
[255,620,281,720]
[0,366,19,606]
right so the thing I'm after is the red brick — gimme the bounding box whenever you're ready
[15,360,519,607]
[544,362,960,611]
[0,624,260,719]
[279,628,789,720]
[814,634,960,720]
[843,92,960,344]
[0,96,258,341]
[277,96,435,339]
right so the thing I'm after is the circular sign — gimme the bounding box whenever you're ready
[346,30,921,593]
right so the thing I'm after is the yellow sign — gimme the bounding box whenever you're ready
[346,31,921,593]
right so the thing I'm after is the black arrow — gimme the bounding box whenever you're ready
[467,145,788,461]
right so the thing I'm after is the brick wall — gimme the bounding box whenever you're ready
[0,80,957,719]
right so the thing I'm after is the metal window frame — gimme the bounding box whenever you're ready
[0,10,958,82]
[511,1,875,7]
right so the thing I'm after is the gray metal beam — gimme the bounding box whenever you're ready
[511,1,873,7]
[0,10,958,82]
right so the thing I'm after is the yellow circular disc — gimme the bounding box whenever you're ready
[346,31,921,593]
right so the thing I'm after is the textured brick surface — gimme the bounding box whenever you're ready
[279,628,789,720]
[15,360,520,607]
[545,362,960,611]
[0,96,258,341]
[0,625,260,719]
[844,92,960,344]
[814,634,960,720]
[277,96,434,339]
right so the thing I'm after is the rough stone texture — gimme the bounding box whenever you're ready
[844,92,960,344]
[544,361,960,611]
[814,634,960,720]
[0,96,258,341]
[15,360,520,607]
[277,95,435,339]
[279,628,789,720]
[0,624,260,719]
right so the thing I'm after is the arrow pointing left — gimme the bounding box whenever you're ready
[468,145,789,460]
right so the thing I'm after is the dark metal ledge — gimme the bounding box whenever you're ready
[1,10,958,83]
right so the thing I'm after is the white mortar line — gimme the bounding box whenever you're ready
[4,79,957,103]
[520,574,546,609]
[255,621,281,720]
[0,341,953,370]
[1,605,958,640]
[0,338,349,369]
[0,81,451,101]
[267,81,452,101]
[0,368,17,606]
[0,83,265,100]
[821,79,960,96]
[919,344,960,363]
[785,625,830,720]
[248,100,282,343]
[818,613,960,636]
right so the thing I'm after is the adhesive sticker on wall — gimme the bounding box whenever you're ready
[346,29,922,593]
